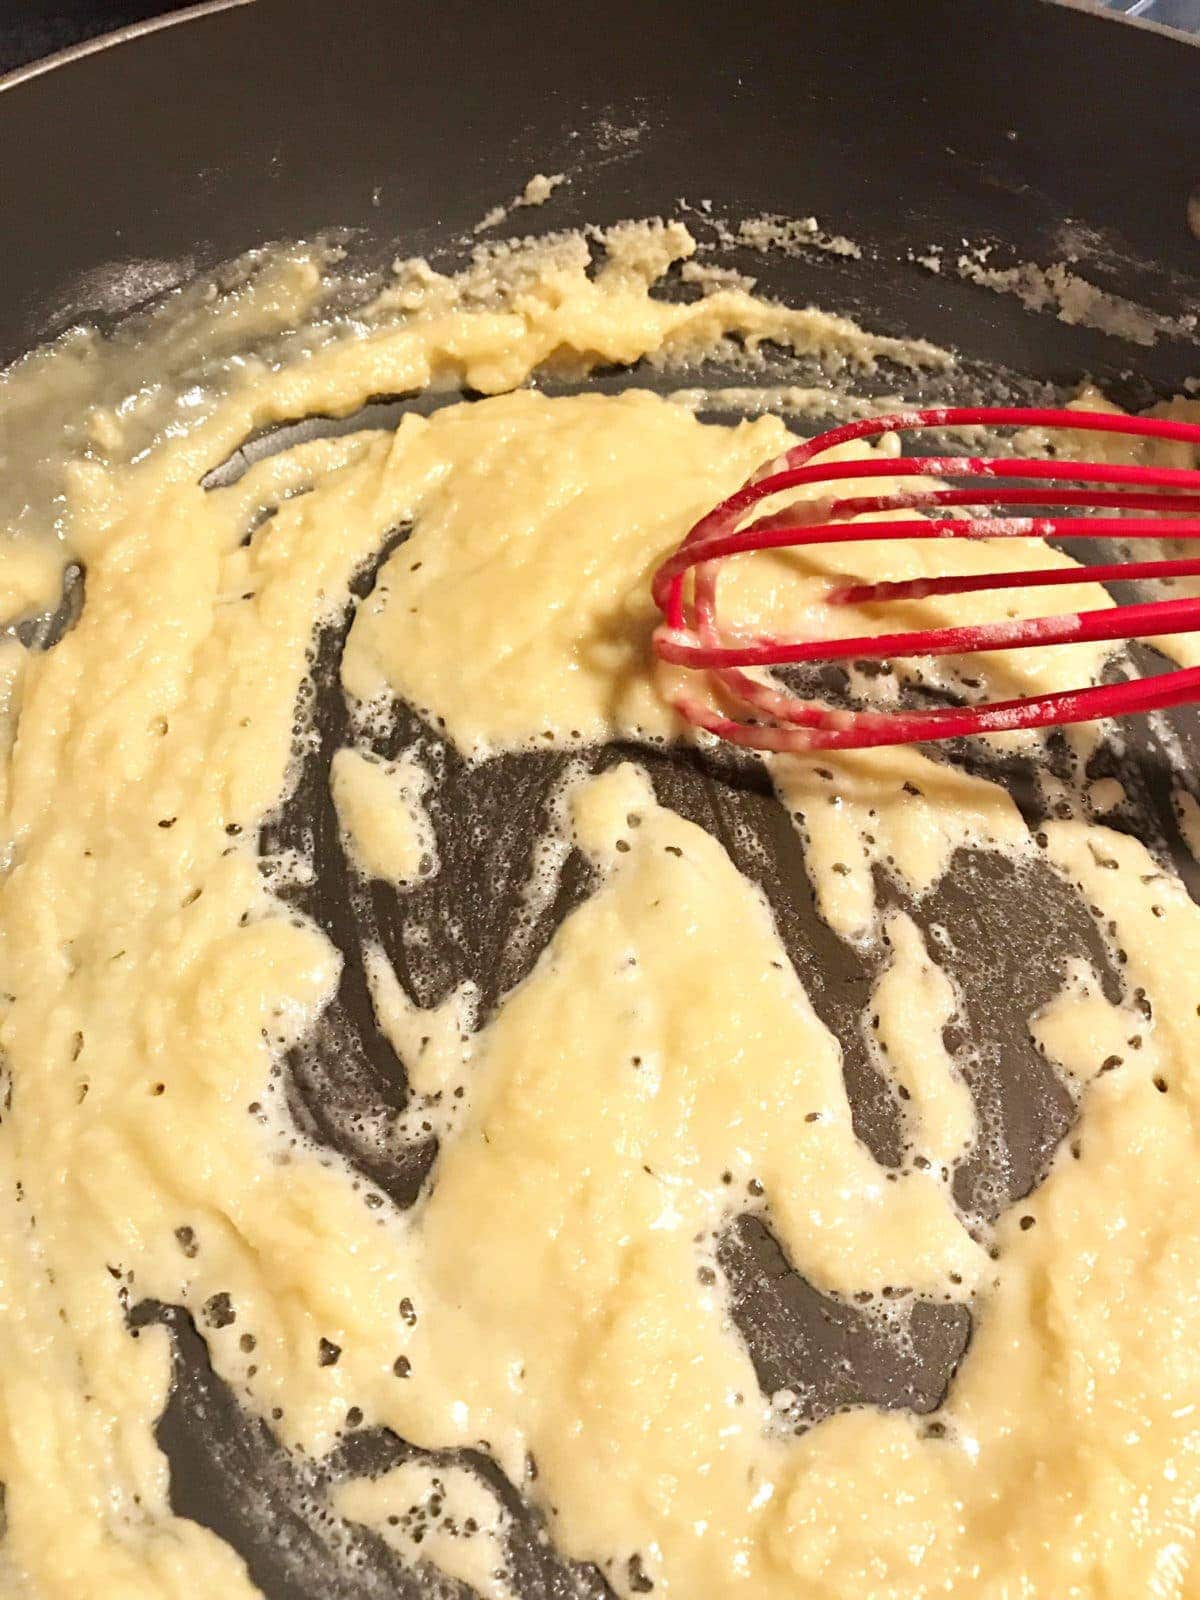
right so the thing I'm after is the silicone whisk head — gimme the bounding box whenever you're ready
[651,407,1200,751]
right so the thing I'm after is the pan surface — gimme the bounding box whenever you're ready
[3,3,1200,1596]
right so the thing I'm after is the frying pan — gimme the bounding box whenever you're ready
[3,3,1200,1595]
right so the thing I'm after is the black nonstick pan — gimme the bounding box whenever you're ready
[3,3,1200,1596]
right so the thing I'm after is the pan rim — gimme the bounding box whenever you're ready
[1,0,1196,105]
[1051,0,1200,45]
[0,0,257,96]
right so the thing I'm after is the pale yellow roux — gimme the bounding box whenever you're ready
[334,1460,514,1600]
[0,223,1196,1600]
[868,912,974,1168]
[365,944,476,1101]
[330,746,436,888]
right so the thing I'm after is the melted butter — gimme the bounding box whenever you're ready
[0,220,1198,1599]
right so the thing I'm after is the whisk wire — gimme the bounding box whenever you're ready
[651,406,1200,751]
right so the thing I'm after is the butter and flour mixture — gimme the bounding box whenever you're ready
[2,219,1200,1598]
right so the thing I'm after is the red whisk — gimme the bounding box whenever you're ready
[650,407,1200,751]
